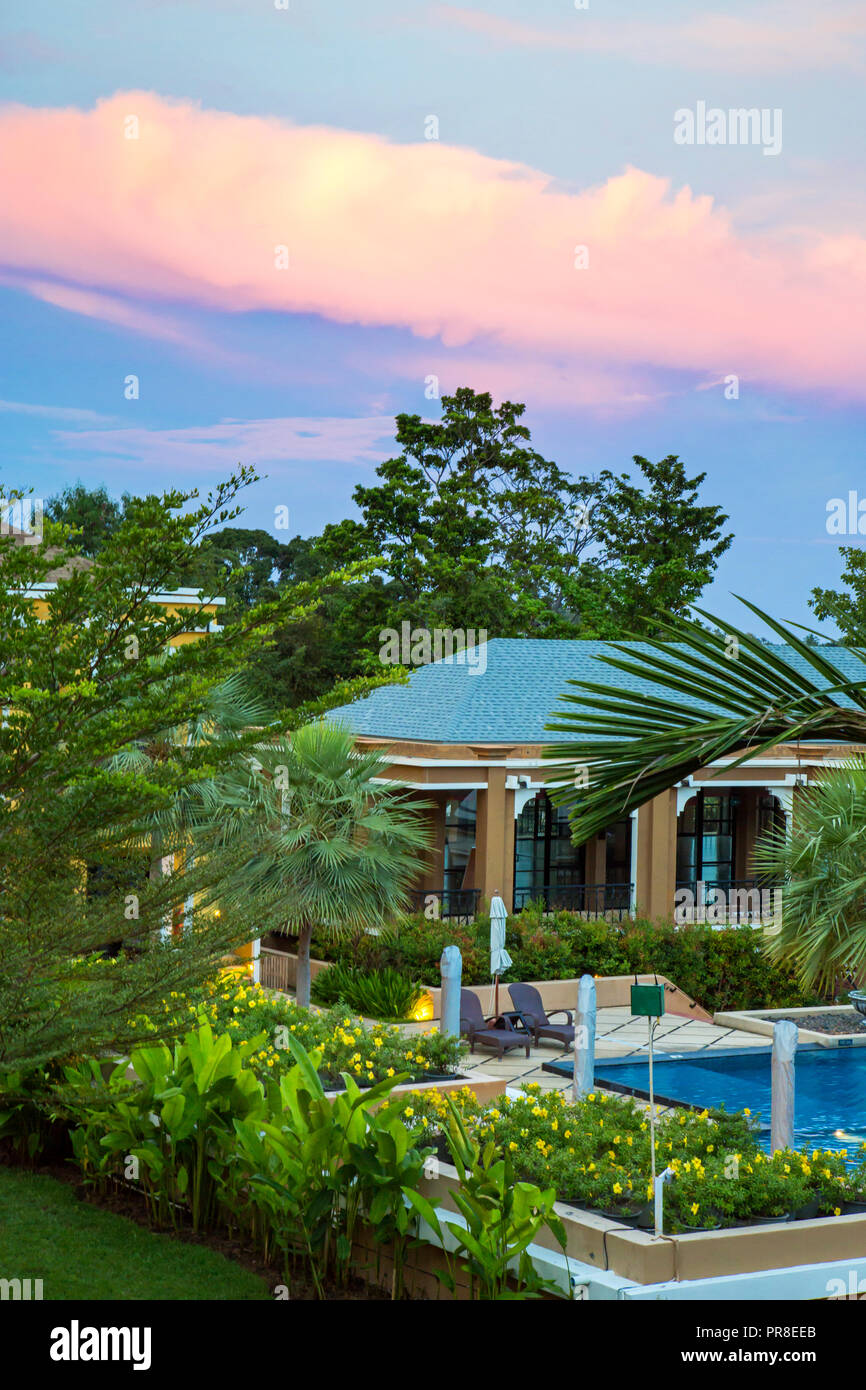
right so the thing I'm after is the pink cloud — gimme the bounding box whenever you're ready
[54,415,398,472]
[0,91,864,402]
[431,3,866,73]
[367,349,670,413]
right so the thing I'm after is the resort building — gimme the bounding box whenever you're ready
[329,638,864,924]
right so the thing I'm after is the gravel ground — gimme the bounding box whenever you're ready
[772,1011,866,1035]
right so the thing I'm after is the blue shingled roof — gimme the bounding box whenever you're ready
[326,638,866,745]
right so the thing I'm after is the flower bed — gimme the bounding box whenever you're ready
[410,1084,861,1232]
[133,976,463,1089]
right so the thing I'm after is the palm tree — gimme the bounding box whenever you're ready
[195,720,431,1006]
[752,758,866,991]
[544,598,866,841]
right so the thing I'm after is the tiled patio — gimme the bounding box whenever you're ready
[459,1006,770,1095]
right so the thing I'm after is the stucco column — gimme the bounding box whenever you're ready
[417,794,447,892]
[584,832,607,888]
[476,766,514,911]
[634,788,678,920]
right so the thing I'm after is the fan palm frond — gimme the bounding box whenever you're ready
[753,757,866,990]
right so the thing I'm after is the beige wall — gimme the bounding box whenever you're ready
[634,788,677,919]
[475,765,514,910]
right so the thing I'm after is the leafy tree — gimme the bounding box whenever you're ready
[811,546,866,645]
[343,387,595,638]
[0,469,380,1070]
[186,527,292,613]
[45,482,128,557]
[575,454,733,637]
[295,390,732,672]
[218,534,395,710]
[195,722,431,1006]
[39,391,734,709]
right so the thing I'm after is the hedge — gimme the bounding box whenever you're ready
[297,907,819,1015]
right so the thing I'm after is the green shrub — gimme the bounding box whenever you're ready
[310,963,427,1021]
[309,911,816,1014]
[310,916,488,986]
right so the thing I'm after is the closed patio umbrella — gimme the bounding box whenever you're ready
[489,893,512,1017]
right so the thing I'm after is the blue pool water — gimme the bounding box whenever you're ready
[546,1046,866,1154]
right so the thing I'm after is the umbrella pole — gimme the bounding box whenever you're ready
[494,974,500,1016]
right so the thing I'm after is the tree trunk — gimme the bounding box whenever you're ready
[295,921,312,1008]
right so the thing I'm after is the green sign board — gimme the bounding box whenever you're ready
[631,982,665,1018]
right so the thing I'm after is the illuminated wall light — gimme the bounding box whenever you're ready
[412,992,435,1021]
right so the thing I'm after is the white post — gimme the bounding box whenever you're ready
[573,974,597,1101]
[440,946,462,1038]
[654,1166,674,1237]
[771,1019,797,1152]
[648,1015,657,1199]
[252,935,261,985]
[628,811,638,918]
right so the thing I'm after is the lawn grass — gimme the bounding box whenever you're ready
[0,1166,271,1300]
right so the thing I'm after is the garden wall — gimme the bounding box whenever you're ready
[418,1159,866,1289]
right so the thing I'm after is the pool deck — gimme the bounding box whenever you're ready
[459,1006,771,1095]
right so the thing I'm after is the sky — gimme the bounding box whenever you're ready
[1,0,864,634]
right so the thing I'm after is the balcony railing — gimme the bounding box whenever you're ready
[675,878,782,926]
[407,888,481,922]
[512,883,633,920]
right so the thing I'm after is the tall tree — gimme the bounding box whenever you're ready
[40,393,734,708]
[0,470,380,1069]
[574,454,734,637]
[306,390,732,654]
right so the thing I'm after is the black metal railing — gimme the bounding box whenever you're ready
[675,878,781,925]
[512,883,632,920]
[407,888,481,921]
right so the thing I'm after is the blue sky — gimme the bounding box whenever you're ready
[2,0,864,633]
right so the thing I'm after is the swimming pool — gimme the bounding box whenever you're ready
[544,1045,866,1154]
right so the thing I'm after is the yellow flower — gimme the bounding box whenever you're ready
[690,1203,699,1216]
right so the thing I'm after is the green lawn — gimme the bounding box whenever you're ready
[0,1167,271,1300]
